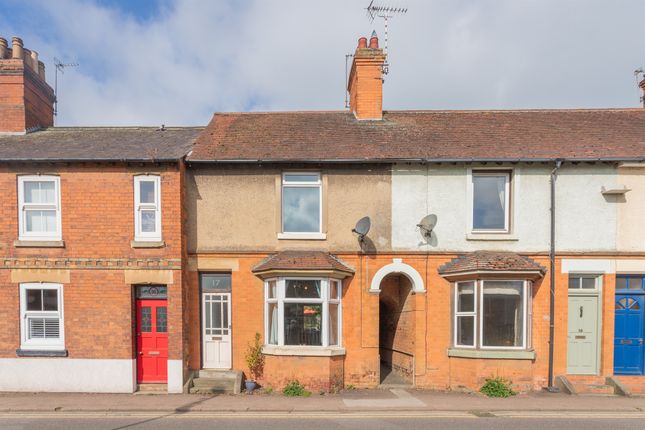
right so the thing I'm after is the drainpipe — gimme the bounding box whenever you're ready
[547,159,562,392]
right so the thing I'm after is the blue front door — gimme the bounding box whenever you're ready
[614,280,645,375]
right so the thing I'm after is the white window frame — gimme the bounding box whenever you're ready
[453,281,477,349]
[280,172,323,237]
[469,170,511,234]
[19,283,65,351]
[17,175,62,241]
[453,279,531,350]
[264,277,342,348]
[134,175,162,242]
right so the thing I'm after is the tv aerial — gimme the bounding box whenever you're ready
[352,216,371,242]
[53,56,79,117]
[417,214,437,241]
[365,0,408,59]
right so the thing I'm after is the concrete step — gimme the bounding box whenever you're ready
[190,370,243,394]
[198,369,239,379]
[136,384,167,393]
[574,383,615,395]
[611,376,645,396]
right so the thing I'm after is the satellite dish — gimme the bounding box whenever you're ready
[417,214,437,240]
[352,216,371,241]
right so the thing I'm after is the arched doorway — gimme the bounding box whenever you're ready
[379,273,416,385]
[370,259,425,386]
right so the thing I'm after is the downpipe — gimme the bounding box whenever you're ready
[547,159,563,392]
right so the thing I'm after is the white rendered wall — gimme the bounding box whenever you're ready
[167,359,184,393]
[391,163,618,252]
[0,359,136,393]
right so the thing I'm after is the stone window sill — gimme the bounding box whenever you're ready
[131,240,166,249]
[16,349,68,357]
[466,233,518,241]
[277,233,327,241]
[14,240,65,248]
[262,345,345,357]
[447,348,536,360]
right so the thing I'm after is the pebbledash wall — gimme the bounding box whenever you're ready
[0,164,186,393]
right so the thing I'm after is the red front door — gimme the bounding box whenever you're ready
[136,299,168,383]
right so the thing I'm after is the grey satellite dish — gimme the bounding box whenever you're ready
[352,216,371,241]
[417,214,437,240]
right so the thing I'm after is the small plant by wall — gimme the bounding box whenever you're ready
[245,332,265,381]
[282,380,311,397]
[480,376,516,398]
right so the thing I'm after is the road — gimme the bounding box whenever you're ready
[1,412,644,430]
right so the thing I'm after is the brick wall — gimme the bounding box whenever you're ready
[187,252,621,393]
[0,163,184,363]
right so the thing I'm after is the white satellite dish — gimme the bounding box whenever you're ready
[417,214,437,240]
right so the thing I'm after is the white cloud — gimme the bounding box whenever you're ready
[2,0,644,126]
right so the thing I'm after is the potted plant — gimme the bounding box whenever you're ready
[244,332,265,393]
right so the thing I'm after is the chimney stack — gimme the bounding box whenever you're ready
[0,36,54,133]
[640,78,645,108]
[347,31,386,120]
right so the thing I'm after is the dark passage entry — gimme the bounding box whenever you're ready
[379,274,415,385]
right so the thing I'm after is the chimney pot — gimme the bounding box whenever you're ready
[0,37,7,59]
[11,36,23,59]
[369,33,379,49]
[358,37,367,49]
[30,49,39,72]
[38,61,46,80]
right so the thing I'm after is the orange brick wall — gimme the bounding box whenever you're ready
[187,252,624,392]
[0,163,185,364]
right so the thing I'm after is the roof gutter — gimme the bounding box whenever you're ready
[0,158,183,163]
[186,157,645,165]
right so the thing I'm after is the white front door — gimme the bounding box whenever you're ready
[202,292,232,369]
[567,294,599,374]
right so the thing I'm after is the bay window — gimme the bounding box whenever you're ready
[454,280,530,350]
[265,278,341,347]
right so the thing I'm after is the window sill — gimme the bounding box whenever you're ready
[16,349,68,357]
[277,233,327,240]
[466,233,518,241]
[131,240,166,249]
[14,240,65,248]
[262,345,345,357]
[447,348,535,360]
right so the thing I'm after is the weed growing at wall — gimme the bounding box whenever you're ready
[282,380,311,397]
[480,376,516,398]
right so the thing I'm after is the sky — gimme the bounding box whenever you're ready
[1,0,644,126]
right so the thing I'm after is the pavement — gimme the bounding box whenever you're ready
[1,388,645,415]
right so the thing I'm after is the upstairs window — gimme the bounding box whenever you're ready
[18,176,62,241]
[134,175,161,241]
[20,283,64,350]
[472,171,510,232]
[281,173,322,235]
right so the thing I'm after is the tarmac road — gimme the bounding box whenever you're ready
[1,411,644,430]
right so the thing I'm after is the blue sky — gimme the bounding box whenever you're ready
[1,0,644,126]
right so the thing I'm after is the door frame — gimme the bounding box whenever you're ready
[199,273,233,370]
[567,274,603,375]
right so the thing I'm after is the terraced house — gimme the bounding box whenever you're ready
[1,33,645,395]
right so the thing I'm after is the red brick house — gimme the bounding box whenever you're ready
[0,37,199,393]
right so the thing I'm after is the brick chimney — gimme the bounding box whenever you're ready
[347,31,386,120]
[640,77,645,108]
[0,36,55,134]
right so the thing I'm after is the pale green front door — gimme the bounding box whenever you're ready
[567,295,599,374]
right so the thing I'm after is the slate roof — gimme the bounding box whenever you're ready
[252,251,355,275]
[438,251,546,276]
[188,109,645,163]
[0,127,201,162]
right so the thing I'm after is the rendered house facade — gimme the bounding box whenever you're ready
[0,33,645,394]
